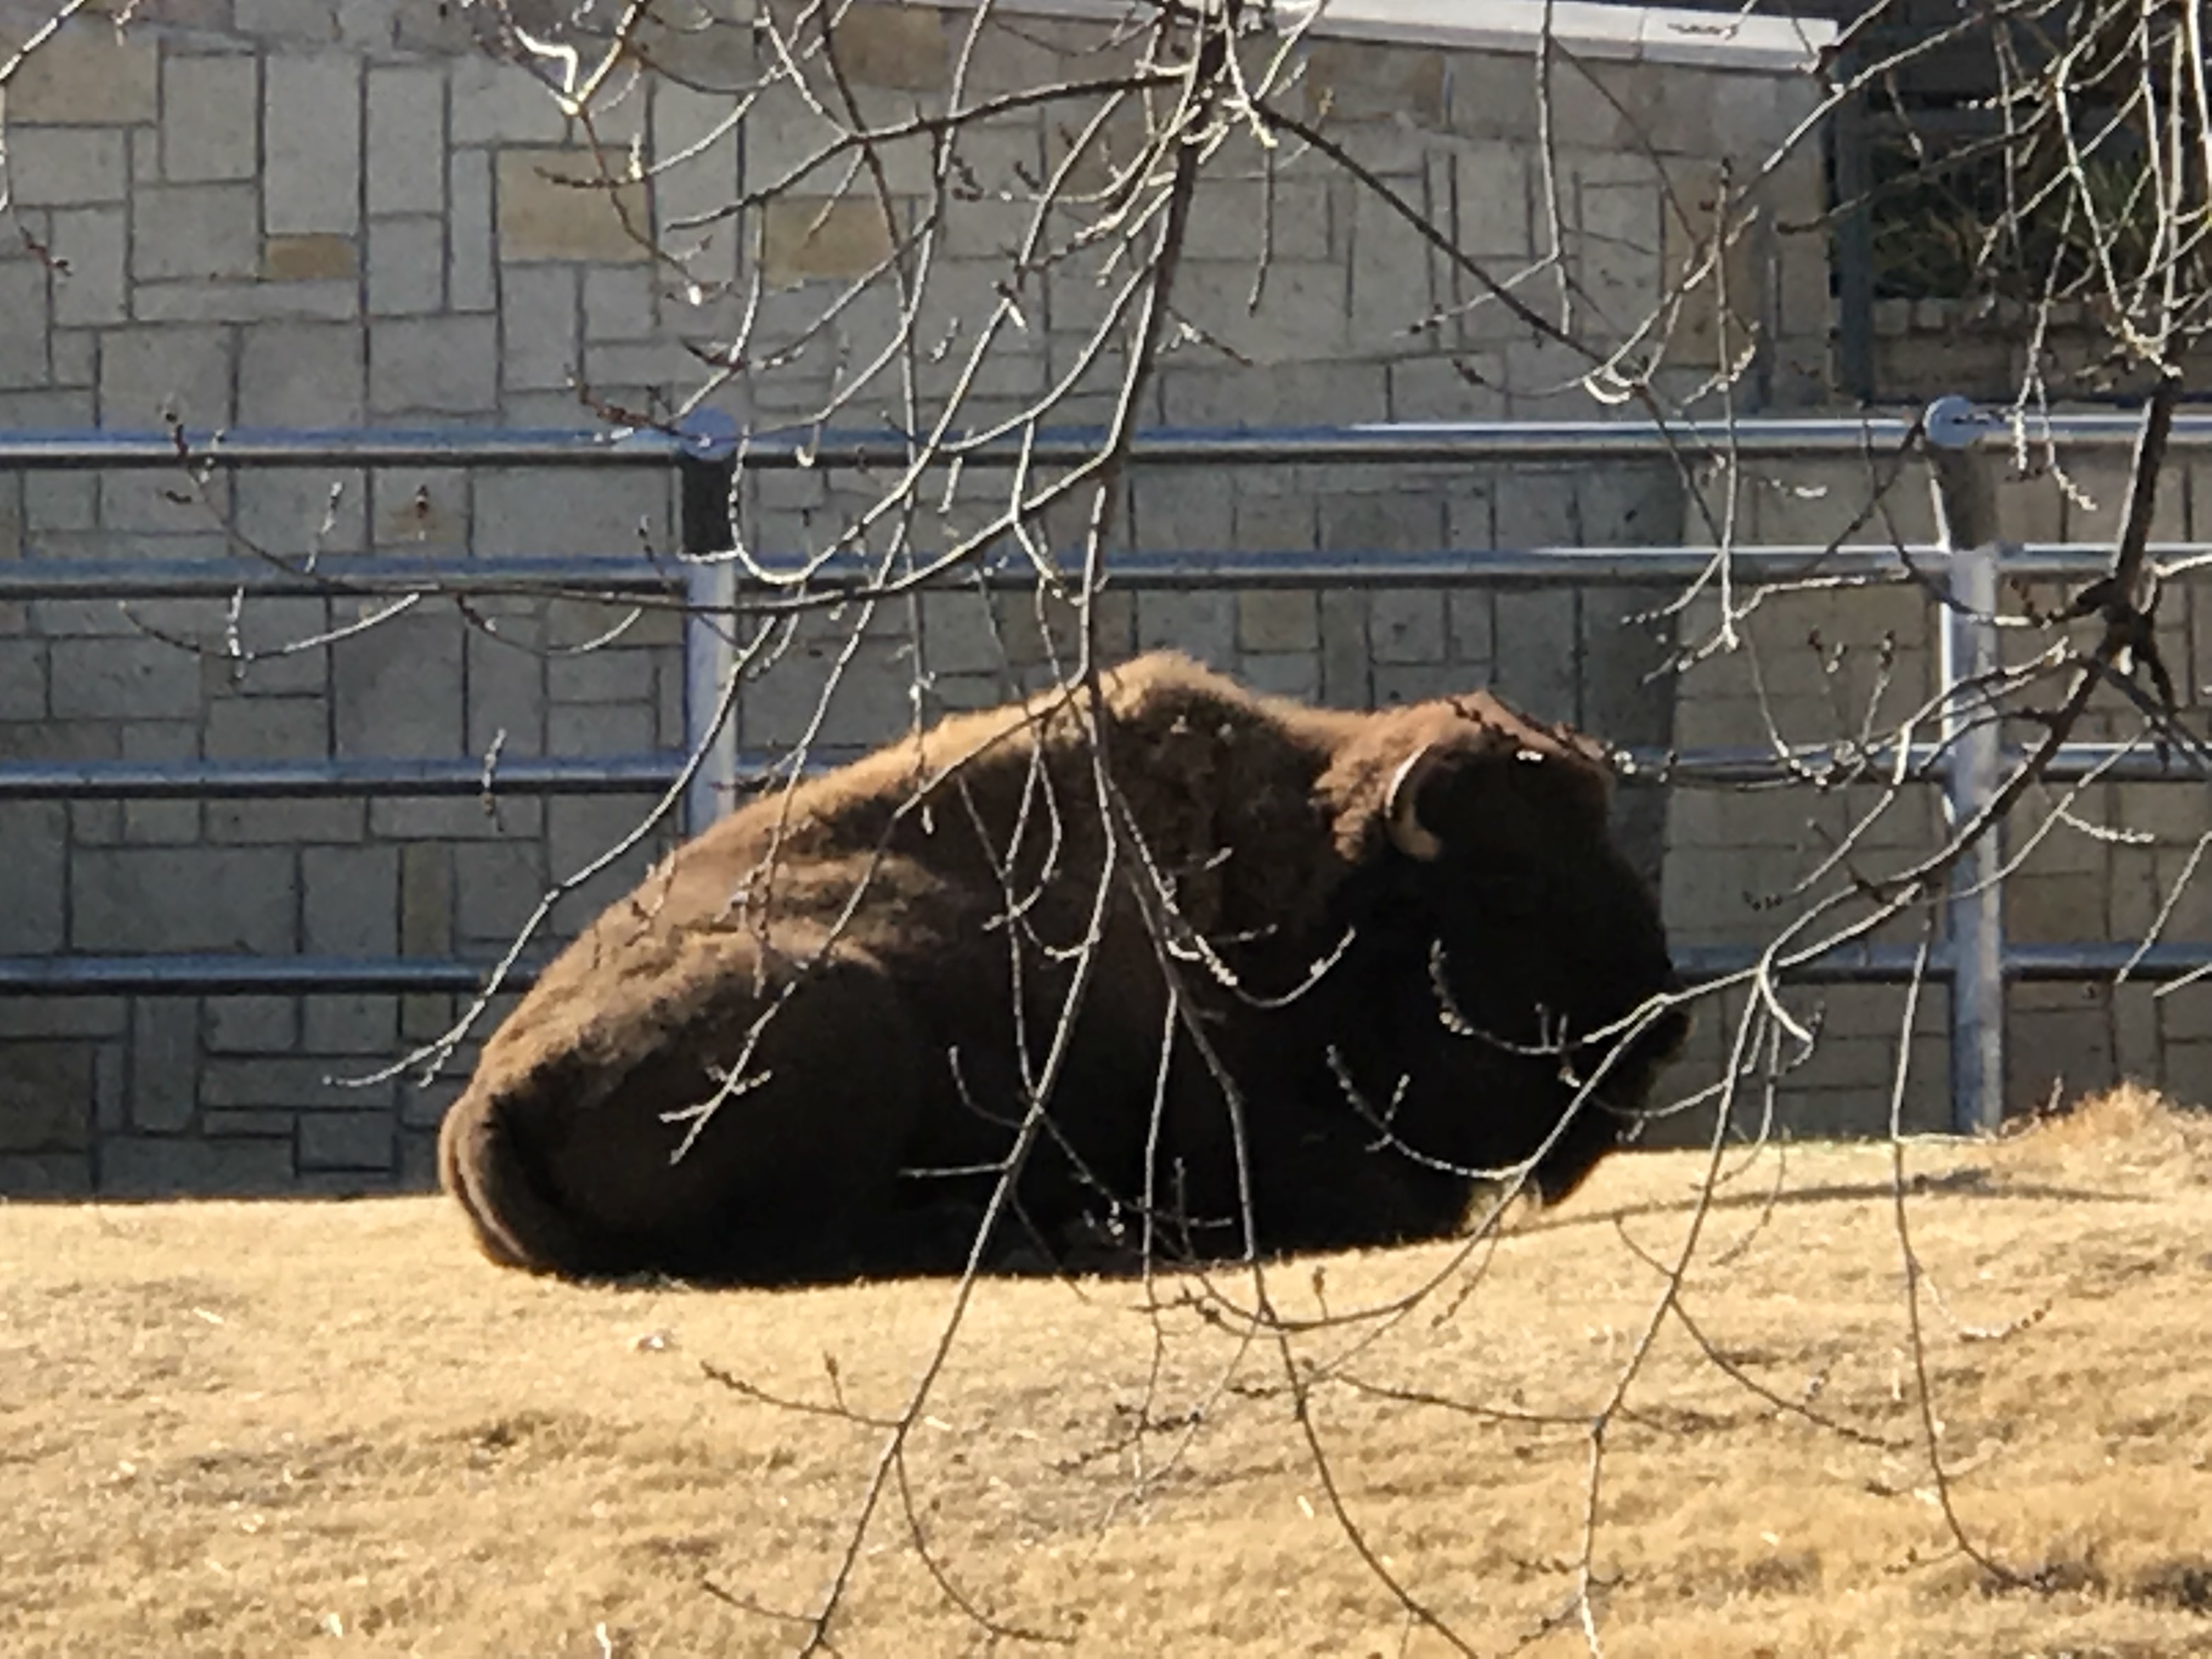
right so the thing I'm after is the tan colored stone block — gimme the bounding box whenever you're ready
[826,2,946,92]
[2108,850,2168,941]
[635,0,754,83]
[263,233,359,281]
[134,182,259,281]
[1786,1033,1930,1095]
[1665,786,1807,851]
[2010,789,2114,878]
[1348,169,1440,341]
[1802,984,1947,1040]
[2157,979,2212,1047]
[1985,467,2068,544]
[2062,453,2188,547]
[1662,843,1818,945]
[85,0,228,25]
[758,195,896,285]
[1669,690,1768,748]
[4,126,127,205]
[652,82,744,286]
[1128,472,1233,555]
[391,0,478,54]
[1304,43,1444,127]
[2113,983,2163,1081]
[2008,1001,2117,1114]
[1748,456,1938,546]
[2148,844,2212,937]
[989,586,1136,671]
[7,22,157,124]
[399,841,453,1042]
[1238,590,1319,654]
[1039,93,1154,198]
[0,1042,94,1152]
[1176,258,1352,368]
[1662,163,1759,365]
[263,54,360,235]
[163,51,259,182]
[496,148,652,264]
[2109,779,2212,844]
[1238,651,1319,701]
[2160,1039,2212,1104]
[956,11,1066,98]
[2008,869,2112,947]
[1778,1070,1950,1138]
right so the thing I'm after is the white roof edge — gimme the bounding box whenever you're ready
[929,0,1835,74]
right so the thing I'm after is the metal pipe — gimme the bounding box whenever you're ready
[1927,397,2009,1134]
[1062,545,2020,585]
[1673,940,1926,985]
[1,541,2182,605]
[703,541,2180,590]
[755,420,1932,465]
[12,409,2212,474]
[0,955,543,995]
[10,939,2205,997]
[582,409,2212,460]
[1617,740,2210,786]
[729,741,2200,793]
[0,755,689,800]
[0,555,682,599]
[0,427,719,471]
[8,736,2193,800]
[1672,940,2212,985]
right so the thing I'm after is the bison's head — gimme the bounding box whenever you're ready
[1334,703,1690,1205]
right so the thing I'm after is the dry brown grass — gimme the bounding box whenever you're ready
[5,1085,2211,1658]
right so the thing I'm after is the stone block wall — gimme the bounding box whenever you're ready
[0,0,1978,1198]
[0,0,712,1194]
[1663,448,2212,1133]
[1866,294,2212,407]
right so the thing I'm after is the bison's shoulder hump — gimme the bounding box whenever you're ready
[1446,691,1611,770]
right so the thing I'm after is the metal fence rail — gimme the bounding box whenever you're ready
[14,405,2212,469]
[0,555,684,600]
[5,401,2207,1136]
[5,540,2174,601]
[712,541,2200,588]
[2,940,2200,999]
[0,757,688,800]
[6,737,2201,805]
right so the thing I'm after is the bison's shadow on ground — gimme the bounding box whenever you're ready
[1521,1162,2163,1241]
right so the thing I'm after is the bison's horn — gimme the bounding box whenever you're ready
[1385,747,1444,861]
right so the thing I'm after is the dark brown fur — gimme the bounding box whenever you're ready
[438,653,1687,1283]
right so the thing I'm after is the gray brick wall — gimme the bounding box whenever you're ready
[0,1,1857,1194]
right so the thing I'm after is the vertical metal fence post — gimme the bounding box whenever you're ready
[1831,53,1877,404]
[1925,396,2007,1133]
[678,409,741,838]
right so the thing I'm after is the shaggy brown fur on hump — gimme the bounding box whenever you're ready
[714,652,1374,944]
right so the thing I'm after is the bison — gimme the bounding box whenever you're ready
[438,651,1689,1284]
